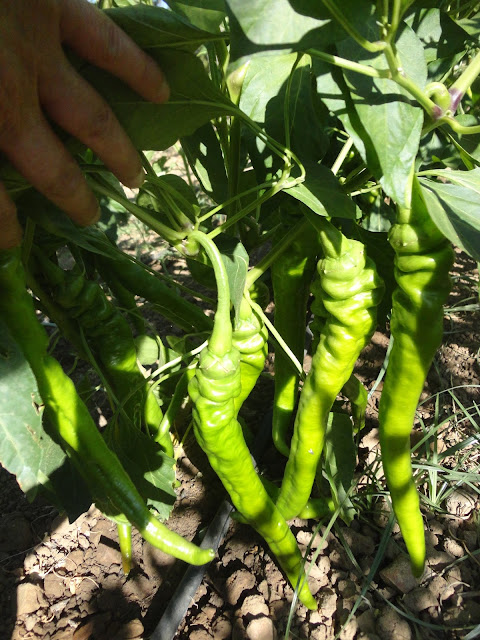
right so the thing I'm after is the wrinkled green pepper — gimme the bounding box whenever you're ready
[378,176,454,577]
[276,220,384,520]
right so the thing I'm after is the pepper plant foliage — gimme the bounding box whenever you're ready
[1,0,480,589]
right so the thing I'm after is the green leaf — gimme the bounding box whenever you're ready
[420,172,480,261]
[285,164,357,219]
[239,52,328,172]
[16,192,120,258]
[135,335,161,366]
[335,24,426,207]
[165,0,226,32]
[217,235,249,319]
[0,320,66,498]
[181,123,229,203]
[323,411,356,525]
[81,49,233,151]
[226,0,343,67]
[107,429,176,521]
[105,4,222,51]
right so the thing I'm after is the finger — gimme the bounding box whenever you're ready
[40,57,145,189]
[0,182,22,250]
[4,114,100,228]
[60,0,170,104]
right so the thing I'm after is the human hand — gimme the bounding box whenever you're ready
[0,0,170,249]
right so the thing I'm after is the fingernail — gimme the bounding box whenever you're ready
[127,170,145,189]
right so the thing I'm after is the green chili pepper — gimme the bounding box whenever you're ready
[271,222,319,456]
[311,291,368,433]
[95,251,213,334]
[276,219,384,521]
[378,176,454,577]
[0,248,214,567]
[232,295,268,416]
[187,231,317,610]
[34,254,171,454]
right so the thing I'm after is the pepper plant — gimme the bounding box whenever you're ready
[1,0,480,609]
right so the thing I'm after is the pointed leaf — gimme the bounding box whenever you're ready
[323,411,356,524]
[0,320,66,498]
[336,24,426,207]
[285,164,357,219]
[420,173,480,261]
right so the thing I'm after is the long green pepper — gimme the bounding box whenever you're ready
[187,231,317,610]
[276,219,384,521]
[0,248,214,567]
[271,222,319,456]
[378,176,454,577]
[232,295,268,416]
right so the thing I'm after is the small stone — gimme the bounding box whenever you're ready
[338,618,357,640]
[426,550,456,572]
[463,530,477,550]
[445,490,476,518]
[63,549,85,573]
[338,579,357,599]
[357,610,376,634]
[212,615,232,640]
[44,572,66,600]
[376,606,412,640]
[338,527,375,557]
[77,535,90,550]
[403,586,438,612]
[317,588,337,620]
[97,539,121,567]
[428,575,455,602]
[16,582,46,616]
[189,630,213,640]
[246,616,276,640]
[73,613,111,639]
[379,555,419,594]
[24,613,38,631]
[297,530,328,550]
[225,570,256,606]
[443,538,464,558]
[118,619,144,639]
[241,594,269,617]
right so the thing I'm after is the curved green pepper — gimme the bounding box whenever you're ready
[271,223,319,456]
[378,176,454,577]
[187,231,317,610]
[232,295,268,416]
[276,221,384,521]
[0,248,214,567]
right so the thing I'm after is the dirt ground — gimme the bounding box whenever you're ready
[1,248,479,640]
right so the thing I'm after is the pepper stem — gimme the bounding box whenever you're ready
[188,230,232,357]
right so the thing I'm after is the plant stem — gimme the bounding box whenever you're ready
[321,0,386,52]
[383,44,437,117]
[307,49,390,79]
[450,50,480,107]
[245,218,310,289]
[247,295,304,380]
[87,175,186,245]
[187,231,231,357]
[331,137,354,176]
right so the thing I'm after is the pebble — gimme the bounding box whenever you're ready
[379,555,419,594]
[246,616,276,640]
[376,606,412,640]
[225,570,256,606]
[16,582,46,616]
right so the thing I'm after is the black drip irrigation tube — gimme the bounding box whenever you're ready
[149,409,274,640]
